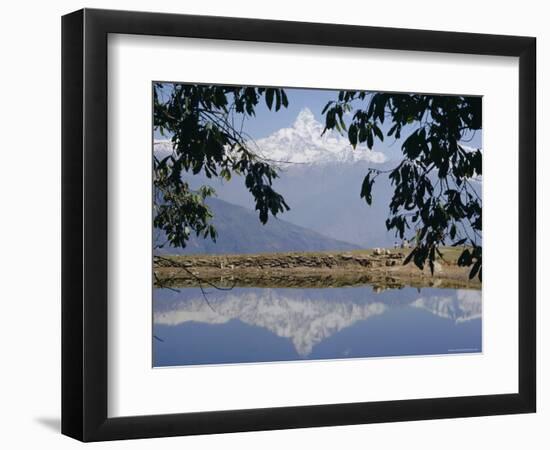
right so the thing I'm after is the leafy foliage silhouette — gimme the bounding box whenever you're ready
[323,91,482,280]
[153,83,289,249]
[153,84,482,280]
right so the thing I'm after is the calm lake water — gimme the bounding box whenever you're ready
[153,285,481,367]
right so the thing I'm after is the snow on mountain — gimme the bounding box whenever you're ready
[153,140,171,155]
[153,108,387,166]
[252,108,387,165]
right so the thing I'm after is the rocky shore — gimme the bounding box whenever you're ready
[154,249,481,290]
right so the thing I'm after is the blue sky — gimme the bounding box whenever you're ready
[153,85,336,138]
[237,88,336,137]
[154,84,482,161]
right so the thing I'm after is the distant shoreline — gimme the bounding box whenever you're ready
[153,248,481,290]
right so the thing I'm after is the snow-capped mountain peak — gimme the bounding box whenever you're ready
[252,107,387,165]
[154,107,387,166]
[293,107,320,135]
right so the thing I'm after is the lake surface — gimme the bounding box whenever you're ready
[153,285,481,367]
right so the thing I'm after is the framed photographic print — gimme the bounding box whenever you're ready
[62,8,536,441]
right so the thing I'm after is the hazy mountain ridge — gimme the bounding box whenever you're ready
[178,162,397,249]
[155,197,361,255]
[153,109,394,249]
[153,108,480,250]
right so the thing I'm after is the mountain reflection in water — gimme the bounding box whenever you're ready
[153,285,481,367]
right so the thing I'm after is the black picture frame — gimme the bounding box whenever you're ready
[62,8,536,442]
